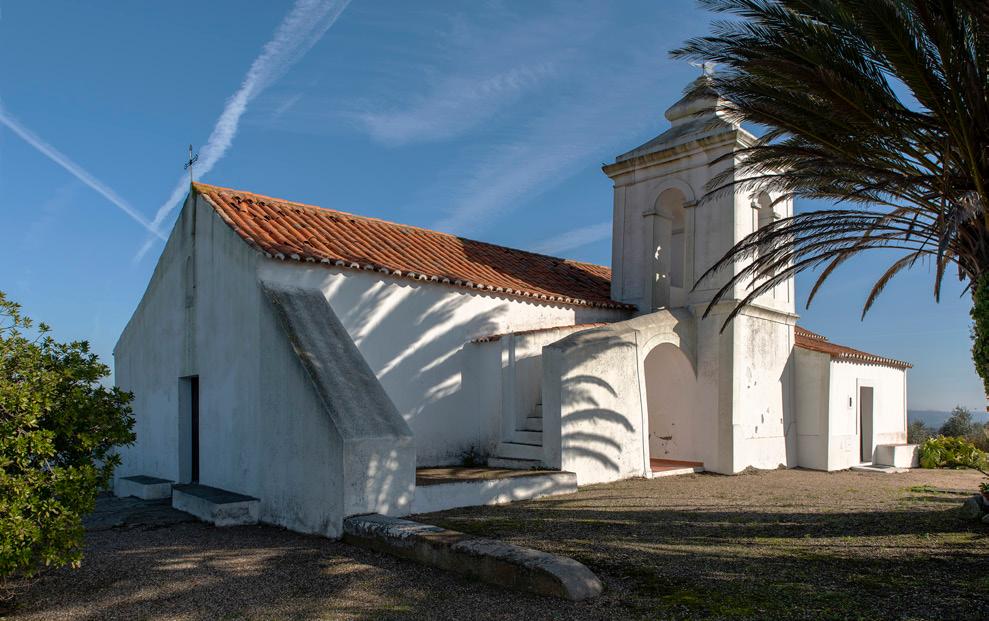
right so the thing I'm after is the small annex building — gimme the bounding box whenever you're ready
[115,78,911,538]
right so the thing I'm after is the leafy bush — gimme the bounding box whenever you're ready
[970,423,989,453]
[918,436,989,474]
[938,406,980,438]
[0,292,134,583]
[907,420,934,445]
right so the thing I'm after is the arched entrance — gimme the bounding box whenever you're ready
[643,342,701,472]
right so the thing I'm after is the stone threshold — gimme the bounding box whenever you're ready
[343,513,602,601]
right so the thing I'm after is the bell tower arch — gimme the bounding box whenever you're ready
[602,76,794,316]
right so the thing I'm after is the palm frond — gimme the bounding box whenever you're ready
[670,0,989,328]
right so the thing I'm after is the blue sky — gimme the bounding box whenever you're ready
[0,0,981,410]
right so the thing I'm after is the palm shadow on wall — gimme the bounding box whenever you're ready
[329,274,506,465]
[555,332,639,476]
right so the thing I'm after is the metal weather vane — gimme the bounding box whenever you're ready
[184,144,200,184]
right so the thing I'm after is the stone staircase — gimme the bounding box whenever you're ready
[489,403,545,469]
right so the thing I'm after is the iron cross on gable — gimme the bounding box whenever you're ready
[184,145,199,184]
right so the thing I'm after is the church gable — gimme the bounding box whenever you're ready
[193,183,628,310]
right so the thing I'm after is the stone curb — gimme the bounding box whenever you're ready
[343,513,603,601]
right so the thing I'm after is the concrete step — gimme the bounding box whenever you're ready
[648,466,704,478]
[114,475,174,500]
[533,403,542,417]
[511,430,542,445]
[851,464,908,474]
[412,469,576,513]
[496,441,543,461]
[172,484,260,526]
[521,416,543,432]
[488,456,543,470]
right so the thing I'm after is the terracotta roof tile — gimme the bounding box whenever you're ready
[193,183,630,309]
[795,326,911,369]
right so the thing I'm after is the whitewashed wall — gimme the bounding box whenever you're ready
[114,196,196,483]
[729,309,797,472]
[794,348,831,470]
[116,196,412,537]
[257,252,625,468]
[826,360,907,470]
[542,309,698,484]
[468,324,611,452]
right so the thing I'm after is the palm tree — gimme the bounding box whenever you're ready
[672,0,989,394]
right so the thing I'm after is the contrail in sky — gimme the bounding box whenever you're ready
[135,0,352,260]
[0,105,165,239]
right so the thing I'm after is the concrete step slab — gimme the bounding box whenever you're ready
[851,464,908,474]
[343,513,602,601]
[496,441,542,461]
[648,466,704,478]
[511,430,542,445]
[487,457,543,470]
[521,416,543,432]
[412,469,575,513]
[114,475,174,500]
[172,484,260,526]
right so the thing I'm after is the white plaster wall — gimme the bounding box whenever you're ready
[730,309,796,471]
[542,328,645,484]
[116,196,409,538]
[826,360,907,469]
[794,348,831,470]
[257,262,626,467]
[543,309,696,484]
[114,196,197,482]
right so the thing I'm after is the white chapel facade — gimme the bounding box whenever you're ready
[114,79,911,538]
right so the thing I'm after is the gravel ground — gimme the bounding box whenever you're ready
[7,468,988,621]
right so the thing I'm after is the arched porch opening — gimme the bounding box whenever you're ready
[643,342,701,471]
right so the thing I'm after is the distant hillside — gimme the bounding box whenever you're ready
[908,409,989,429]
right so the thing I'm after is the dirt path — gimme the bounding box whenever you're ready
[8,468,988,620]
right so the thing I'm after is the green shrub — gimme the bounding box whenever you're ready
[938,406,980,438]
[907,420,934,445]
[971,423,989,453]
[0,292,134,583]
[918,436,989,473]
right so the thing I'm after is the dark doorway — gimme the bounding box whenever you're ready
[859,386,874,463]
[179,375,200,484]
[190,376,200,483]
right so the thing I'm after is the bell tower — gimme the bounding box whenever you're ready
[602,76,794,316]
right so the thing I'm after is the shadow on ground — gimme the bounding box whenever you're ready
[8,469,989,621]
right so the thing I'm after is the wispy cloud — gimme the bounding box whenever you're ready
[0,105,164,239]
[532,221,611,256]
[356,61,559,146]
[135,0,352,260]
[430,48,668,237]
[335,3,603,148]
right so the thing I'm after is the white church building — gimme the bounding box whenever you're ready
[114,81,911,538]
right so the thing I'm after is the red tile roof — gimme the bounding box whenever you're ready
[194,183,629,309]
[795,326,911,369]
